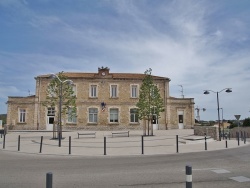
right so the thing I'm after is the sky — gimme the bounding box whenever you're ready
[0,0,250,121]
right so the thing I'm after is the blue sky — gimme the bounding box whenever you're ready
[0,0,250,121]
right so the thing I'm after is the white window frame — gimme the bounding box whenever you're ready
[67,107,77,123]
[19,109,26,123]
[89,84,98,98]
[109,108,119,123]
[47,107,55,116]
[131,84,139,98]
[110,84,118,98]
[47,83,56,97]
[88,107,98,123]
[130,108,139,123]
[71,84,77,97]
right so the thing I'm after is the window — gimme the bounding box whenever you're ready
[110,85,118,98]
[110,108,119,122]
[89,108,98,123]
[71,85,77,96]
[131,85,138,98]
[90,85,97,98]
[67,107,77,123]
[130,108,139,123]
[48,85,56,97]
[19,109,26,123]
[47,107,55,116]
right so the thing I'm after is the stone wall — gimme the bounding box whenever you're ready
[194,126,219,140]
[229,127,250,138]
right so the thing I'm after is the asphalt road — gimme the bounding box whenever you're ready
[1,145,250,188]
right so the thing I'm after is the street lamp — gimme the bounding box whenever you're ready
[203,88,232,141]
[195,106,206,122]
[50,73,73,147]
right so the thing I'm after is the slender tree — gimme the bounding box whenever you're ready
[43,72,76,138]
[136,68,164,136]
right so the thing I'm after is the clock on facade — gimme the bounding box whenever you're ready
[102,72,106,76]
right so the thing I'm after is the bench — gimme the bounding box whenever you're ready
[112,131,129,138]
[78,132,96,139]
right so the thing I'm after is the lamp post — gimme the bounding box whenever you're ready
[203,88,232,141]
[220,108,224,139]
[50,73,73,147]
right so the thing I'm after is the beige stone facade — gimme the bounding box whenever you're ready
[7,67,195,130]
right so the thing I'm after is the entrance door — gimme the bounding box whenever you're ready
[152,115,159,130]
[46,116,54,131]
[178,111,184,129]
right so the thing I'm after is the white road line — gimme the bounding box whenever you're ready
[230,176,250,182]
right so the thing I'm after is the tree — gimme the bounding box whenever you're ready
[0,114,7,126]
[136,68,164,136]
[243,118,250,127]
[43,72,76,141]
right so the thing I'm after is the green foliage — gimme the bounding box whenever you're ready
[136,68,164,121]
[0,114,7,125]
[228,120,238,129]
[43,72,77,123]
[243,118,250,127]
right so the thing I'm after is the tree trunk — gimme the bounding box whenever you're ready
[150,119,153,136]
[143,120,146,136]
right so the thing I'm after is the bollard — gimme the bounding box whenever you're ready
[3,134,6,149]
[237,132,240,146]
[104,137,106,155]
[228,132,231,140]
[141,135,144,155]
[176,135,179,153]
[39,136,43,153]
[205,135,207,150]
[46,172,53,188]
[244,132,246,144]
[69,136,71,154]
[225,136,228,148]
[241,131,243,141]
[18,135,20,151]
[186,165,192,188]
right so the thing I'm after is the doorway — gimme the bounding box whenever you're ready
[46,107,55,131]
[46,116,54,131]
[178,111,184,129]
[152,114,159,130]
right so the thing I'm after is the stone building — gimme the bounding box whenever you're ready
[6,67,195,130]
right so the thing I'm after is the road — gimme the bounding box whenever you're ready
[1,145,250,188]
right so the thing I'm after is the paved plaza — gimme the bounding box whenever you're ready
[0,129,248,156]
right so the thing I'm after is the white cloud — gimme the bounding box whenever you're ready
[0,0,249,120]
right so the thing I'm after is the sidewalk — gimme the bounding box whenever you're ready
[0,129,248,157]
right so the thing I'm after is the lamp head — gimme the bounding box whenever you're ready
[49,74,56,79]
[65,80,73,85]
[203,90,210,95]
[225,88,232,93]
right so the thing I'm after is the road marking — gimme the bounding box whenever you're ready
[191,168,220,171]
[211,169,230,174]
[229,176,250,182]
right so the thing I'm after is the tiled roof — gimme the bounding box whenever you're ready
[37,72,170,81]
